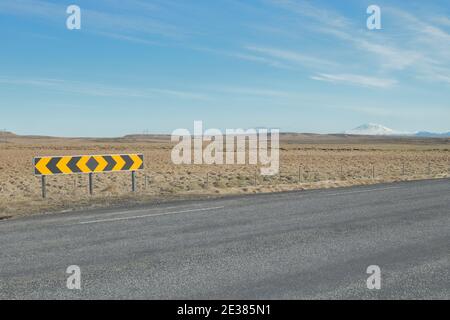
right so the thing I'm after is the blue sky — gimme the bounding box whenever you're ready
[0,0,449,137]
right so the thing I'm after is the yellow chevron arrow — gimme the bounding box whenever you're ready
[77,156,91,173]
[93,155,108,172]
[35,157,52,175]
[56,156,72,174]
[112,155,126,171]
[130,154,143,171]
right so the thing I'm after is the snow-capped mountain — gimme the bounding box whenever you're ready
[345,123,403,136]
[344,124,450,137]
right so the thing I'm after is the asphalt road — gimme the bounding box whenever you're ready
[0,179,449,299]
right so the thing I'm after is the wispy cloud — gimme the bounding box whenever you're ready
[0,0,187,43]
[0,76,209,100]
[0,0,57,18]
[311,73,397,88]
[382,7,450,84]
[355,40,421,70]
[328,105,395,117]
[3,0,450,91]
[268,0,350,28]
[193,47,292,69]
[314,26,422,71]
[1,76,298,102]
[82,7,184,39]
[93,31,162,46]
[416,65,450,85]
[209,86,292,98]
[434,16,450,27]
[266,1,408,73]
[266,0,450,87]
[245,45,337,69]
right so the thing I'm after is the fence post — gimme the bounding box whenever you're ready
[402,162,405,176]
[298,166,302,183]
[372,164,375,179]
[254,169,257,186]
[206,172,209,188]
[41,176,46,199]
[89,173,93,195]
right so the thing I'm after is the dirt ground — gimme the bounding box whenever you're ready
[0,133,449,219]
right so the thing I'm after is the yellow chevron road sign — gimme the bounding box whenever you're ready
[34,154,144,176]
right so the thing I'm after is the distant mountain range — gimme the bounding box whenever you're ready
[415,131,450,137]
[0,131,15,137]
[2,126,449,138]
[344,123,450,137]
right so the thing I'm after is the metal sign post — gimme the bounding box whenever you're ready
[41,176,46,199]
[33,154,144,198]
[89,173,93,195]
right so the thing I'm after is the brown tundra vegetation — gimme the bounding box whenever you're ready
[0,132,448,219]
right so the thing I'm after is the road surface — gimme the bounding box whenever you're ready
[0,179,449,299]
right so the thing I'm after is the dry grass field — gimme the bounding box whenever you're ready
[0,133,449,219]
